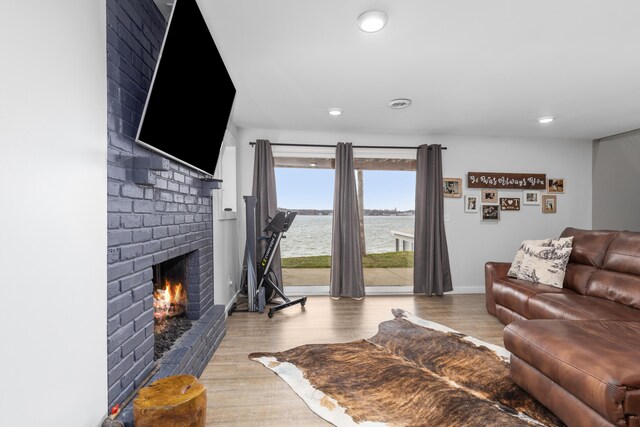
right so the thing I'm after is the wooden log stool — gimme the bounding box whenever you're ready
[133,374,206,427]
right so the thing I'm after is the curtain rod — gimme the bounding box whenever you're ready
[249,142,446,150]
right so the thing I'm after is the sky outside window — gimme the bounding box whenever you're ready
[275,168,415,210]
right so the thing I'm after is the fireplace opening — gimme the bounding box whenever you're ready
[153,254,192,360]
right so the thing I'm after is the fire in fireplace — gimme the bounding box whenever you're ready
[152,254,192,360]
[153,278,186,319]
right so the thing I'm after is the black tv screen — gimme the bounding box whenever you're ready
[136,0,235,176]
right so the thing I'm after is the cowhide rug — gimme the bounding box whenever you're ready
[249,309,563,427]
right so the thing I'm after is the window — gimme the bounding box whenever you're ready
[273,153,417,292]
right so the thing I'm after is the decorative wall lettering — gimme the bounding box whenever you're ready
[500,198,521,211]
[467,172,546,189]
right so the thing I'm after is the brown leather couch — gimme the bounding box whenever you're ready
[485,227,640,427]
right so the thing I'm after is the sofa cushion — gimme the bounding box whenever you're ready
[516,243,572,288]
[586,270,640,310]
[509,355,619,427]
[507,238,553,278]
[504,319,640,425]
[528,293,640,321]
[560,227,618,268]
[563,263,597,295]
[493,276,568,318]
[603,231,640,276]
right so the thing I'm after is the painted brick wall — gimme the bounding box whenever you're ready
[106,0,222,408]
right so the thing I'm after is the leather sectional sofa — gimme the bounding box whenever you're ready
[485,227,640,427]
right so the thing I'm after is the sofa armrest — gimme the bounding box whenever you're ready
[485,262,512,315]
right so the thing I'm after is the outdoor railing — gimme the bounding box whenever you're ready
[391,230,414,252]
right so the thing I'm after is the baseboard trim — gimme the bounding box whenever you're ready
[449,286,484,294]
[225,290,240,315]
[285,285,484,296]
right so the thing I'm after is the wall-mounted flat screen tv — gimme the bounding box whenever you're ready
[136,0,235,176]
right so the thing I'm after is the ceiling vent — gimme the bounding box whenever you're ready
[387,98,412,109]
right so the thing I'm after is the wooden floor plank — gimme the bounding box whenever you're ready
[201,294,504,426]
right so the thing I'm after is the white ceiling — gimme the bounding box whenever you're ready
[194,0,640,140]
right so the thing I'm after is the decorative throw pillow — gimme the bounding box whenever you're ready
[507,239,553,277]
[550,236,574,250]
[516,243,573,288]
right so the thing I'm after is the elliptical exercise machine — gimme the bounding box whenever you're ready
[230,195,307,318]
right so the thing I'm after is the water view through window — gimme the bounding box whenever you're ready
[275,167,415,289]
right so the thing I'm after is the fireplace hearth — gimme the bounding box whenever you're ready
[154,317,191,360]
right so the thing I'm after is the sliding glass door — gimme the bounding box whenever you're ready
[275,166,334,289]
[273,154,416,294]
[359,170,415,291]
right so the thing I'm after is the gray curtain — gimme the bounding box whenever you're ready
[252,139,282,288]
[330,142,365,299]
[413,144,453,295]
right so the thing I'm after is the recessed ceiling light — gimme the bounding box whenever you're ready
[537,116,555,124]
[387,98,412,109]
[328,108,342,116]
[357,11,388,33]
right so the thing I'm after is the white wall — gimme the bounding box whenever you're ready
[440,134,592,291]
[234,128,592,292]
[0,1,107,426]
[213,129,242,309]
[592,133,640,231]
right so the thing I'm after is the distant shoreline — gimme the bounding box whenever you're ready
[279,208,415,217]
[280,214,414,257]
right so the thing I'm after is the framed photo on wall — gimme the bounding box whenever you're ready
[547,178,564,193]
[443,178,462,198]
[500,197,521,211]
[542,195,557,213]
[481,189,498,203]
[522,190,541,205]
[465,195,479,213]
[482,204,500,220]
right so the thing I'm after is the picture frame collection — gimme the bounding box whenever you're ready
[446,175,564,221]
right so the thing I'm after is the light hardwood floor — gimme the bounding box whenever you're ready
[200,294,505,426]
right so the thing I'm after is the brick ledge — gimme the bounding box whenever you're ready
[117,305,226,426]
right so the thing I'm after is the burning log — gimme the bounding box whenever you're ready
[153,279,187,320]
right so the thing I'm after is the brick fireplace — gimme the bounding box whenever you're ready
[106,0,226,415]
